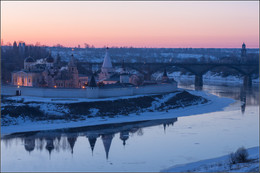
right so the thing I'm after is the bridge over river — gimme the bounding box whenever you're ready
[83,62,259,89]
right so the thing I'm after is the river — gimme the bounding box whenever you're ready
[1,83,259,172]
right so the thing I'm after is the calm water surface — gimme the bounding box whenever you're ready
[1,84,259,172]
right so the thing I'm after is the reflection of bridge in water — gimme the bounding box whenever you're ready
[85,62,258,89]
[1,118,177,160]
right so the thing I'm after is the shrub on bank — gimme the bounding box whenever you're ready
[229,147,249,165]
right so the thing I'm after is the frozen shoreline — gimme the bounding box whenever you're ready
[162,146,259,172]
[1,90,235,135]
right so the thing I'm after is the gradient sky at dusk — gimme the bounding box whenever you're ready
[1,1,259,48]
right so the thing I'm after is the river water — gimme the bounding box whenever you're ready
[1,83,259,172]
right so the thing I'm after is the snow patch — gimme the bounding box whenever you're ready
[161,146,259,172]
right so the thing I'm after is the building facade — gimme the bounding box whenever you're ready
[12,53,87,88]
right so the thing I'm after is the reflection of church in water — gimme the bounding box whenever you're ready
[3,118,177,160]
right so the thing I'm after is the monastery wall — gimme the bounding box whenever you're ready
[1,85,88,98]
[133,83,177,95]
[98,87,134,98]
[1,83,177,99]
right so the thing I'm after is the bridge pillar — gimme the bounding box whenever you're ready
[195,74,203,90]
[243,75,252,88]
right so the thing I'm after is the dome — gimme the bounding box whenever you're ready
[25,56,35,63]
[46,54,54,63]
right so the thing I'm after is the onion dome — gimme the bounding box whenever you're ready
[25,56,35,63]
[46,52,54,63]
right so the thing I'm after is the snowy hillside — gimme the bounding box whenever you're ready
[1,90,234,134]
[162,146,259,172]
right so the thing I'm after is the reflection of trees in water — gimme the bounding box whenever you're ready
[2,138,14,148]
[1,118,177,159]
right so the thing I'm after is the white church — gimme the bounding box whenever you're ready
[85,47,178,98]
[98,47,130,85]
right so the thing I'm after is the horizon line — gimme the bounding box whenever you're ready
[1,45,259,49]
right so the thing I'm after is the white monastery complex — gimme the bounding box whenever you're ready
[3,48,178,99]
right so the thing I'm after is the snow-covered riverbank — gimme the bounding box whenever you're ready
[1,90,234,135]
[154,71,259,86]
[162,146,259,172]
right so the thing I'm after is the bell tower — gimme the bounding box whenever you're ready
[68,54,79,88]
[241,42,247,61]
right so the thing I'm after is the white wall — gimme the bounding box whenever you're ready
[1,85,88,98]
[1,82,177,99]
[99,87,134,98]
[134,83,177,95]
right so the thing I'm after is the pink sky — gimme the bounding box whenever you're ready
[1,1,259,48]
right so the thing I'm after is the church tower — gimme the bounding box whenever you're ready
[46,51,54,68]
[241,42,247,61]
[68,54,79,88]
[55,53,62,69]
[99,47,114,81]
